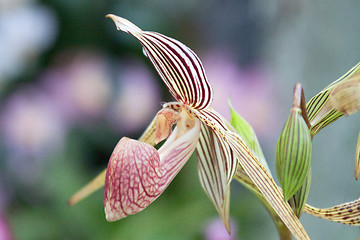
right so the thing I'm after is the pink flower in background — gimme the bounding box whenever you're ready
[42,51,112,124]
[203,50,279,137]
[1,88,66,183]
[204,217,238,240]
[108,59,160,134]
[0,215,12,240]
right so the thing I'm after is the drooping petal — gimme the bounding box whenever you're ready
[177,106,237,232]
[161,102,236,231]
[196,123,233,232]
[198,108,238,181]
[107,14,213,110]
[304,198,360,226]
[104,109,200,221]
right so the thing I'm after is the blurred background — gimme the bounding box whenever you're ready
[0,0,360,239]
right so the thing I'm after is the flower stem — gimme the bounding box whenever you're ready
[258,195,292,240]
[234,169,292,240]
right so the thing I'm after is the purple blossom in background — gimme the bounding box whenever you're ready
[204,217,238,240]
[42,51,159,134]
[42,51,112,124]
[1,88,66,183]
[203,50,278,137]
[108,59,160,134]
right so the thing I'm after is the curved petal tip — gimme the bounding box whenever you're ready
[106,14,142,34]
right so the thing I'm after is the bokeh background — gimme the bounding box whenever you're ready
[1,0,360,239]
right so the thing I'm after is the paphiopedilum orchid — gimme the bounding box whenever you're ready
[69,14,311,239]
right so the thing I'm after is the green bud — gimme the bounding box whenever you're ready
[289,169,311,217]
[276,84,312,201]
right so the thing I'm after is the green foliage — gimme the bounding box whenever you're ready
[229,100,271,174]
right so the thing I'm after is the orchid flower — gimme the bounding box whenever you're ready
[69,14,311,239]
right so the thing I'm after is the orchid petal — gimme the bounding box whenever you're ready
[304,198,360,226]
[184,107,237,232]
[198,108,238,181]
[306,62,360,135]
[107,14,213,110]
[224,131,310,240]
[236,167,360,227]
[329,71,360,115]
[196,123,233,232]
[355,123,360,180]
[104,109,200,221]
[162,103,236,231]
[104,137,160,221]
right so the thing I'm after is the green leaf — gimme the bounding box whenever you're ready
[228,100,271,174]
[276,86,312,201]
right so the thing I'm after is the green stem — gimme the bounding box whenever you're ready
[258,195,292,240]
[234,170,292,240]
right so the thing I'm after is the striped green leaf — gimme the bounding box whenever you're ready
[276,85,312,201]
[107,14,213,110]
